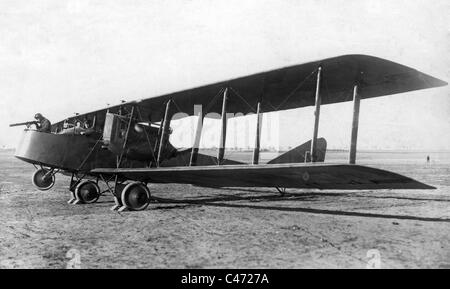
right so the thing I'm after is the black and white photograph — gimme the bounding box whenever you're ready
[0,0,449,274]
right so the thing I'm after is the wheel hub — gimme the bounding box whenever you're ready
[75,181,100,204]
[32,168,56,191]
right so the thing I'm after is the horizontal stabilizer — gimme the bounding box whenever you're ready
[268,138,326,164]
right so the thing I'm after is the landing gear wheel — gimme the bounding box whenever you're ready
[121,182,151,211]
[32,168,56,191]
[75,181,100,204]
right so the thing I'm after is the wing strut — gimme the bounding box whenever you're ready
[252,101,263,164]
[349,84,361,164]
[310,66,322,162]
[189,109,204,166]
[117,106,135,167]
[157,100,172,166]
[217,87,228,164]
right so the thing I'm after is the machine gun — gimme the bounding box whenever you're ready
[9,121,39,128]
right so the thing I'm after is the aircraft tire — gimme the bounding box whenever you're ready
[75,180,100,204]
[32,168,56,191]
[121,182,151,211]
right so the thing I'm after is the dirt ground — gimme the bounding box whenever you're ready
[0,149,449,269]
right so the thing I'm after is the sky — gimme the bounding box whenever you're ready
[0,0,449,150]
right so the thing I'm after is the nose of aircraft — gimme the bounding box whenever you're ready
[14,129,96,170]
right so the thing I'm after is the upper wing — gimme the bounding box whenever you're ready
[92,163,434,190]
[52,54,447,130]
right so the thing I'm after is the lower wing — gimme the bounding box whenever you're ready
[92,163,434,190]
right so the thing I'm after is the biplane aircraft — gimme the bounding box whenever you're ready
[10,55,447,211]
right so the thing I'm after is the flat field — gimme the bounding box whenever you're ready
[0,149,449,268]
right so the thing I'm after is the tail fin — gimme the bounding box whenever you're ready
[268,138,327,164]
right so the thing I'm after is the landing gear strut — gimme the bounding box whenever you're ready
[276,187,287,196]
[32,167,56,191]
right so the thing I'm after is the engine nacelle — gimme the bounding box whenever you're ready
[102,112,176,162]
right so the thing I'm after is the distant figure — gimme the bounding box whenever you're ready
[427,155,430,163]
[34,113,51,133]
